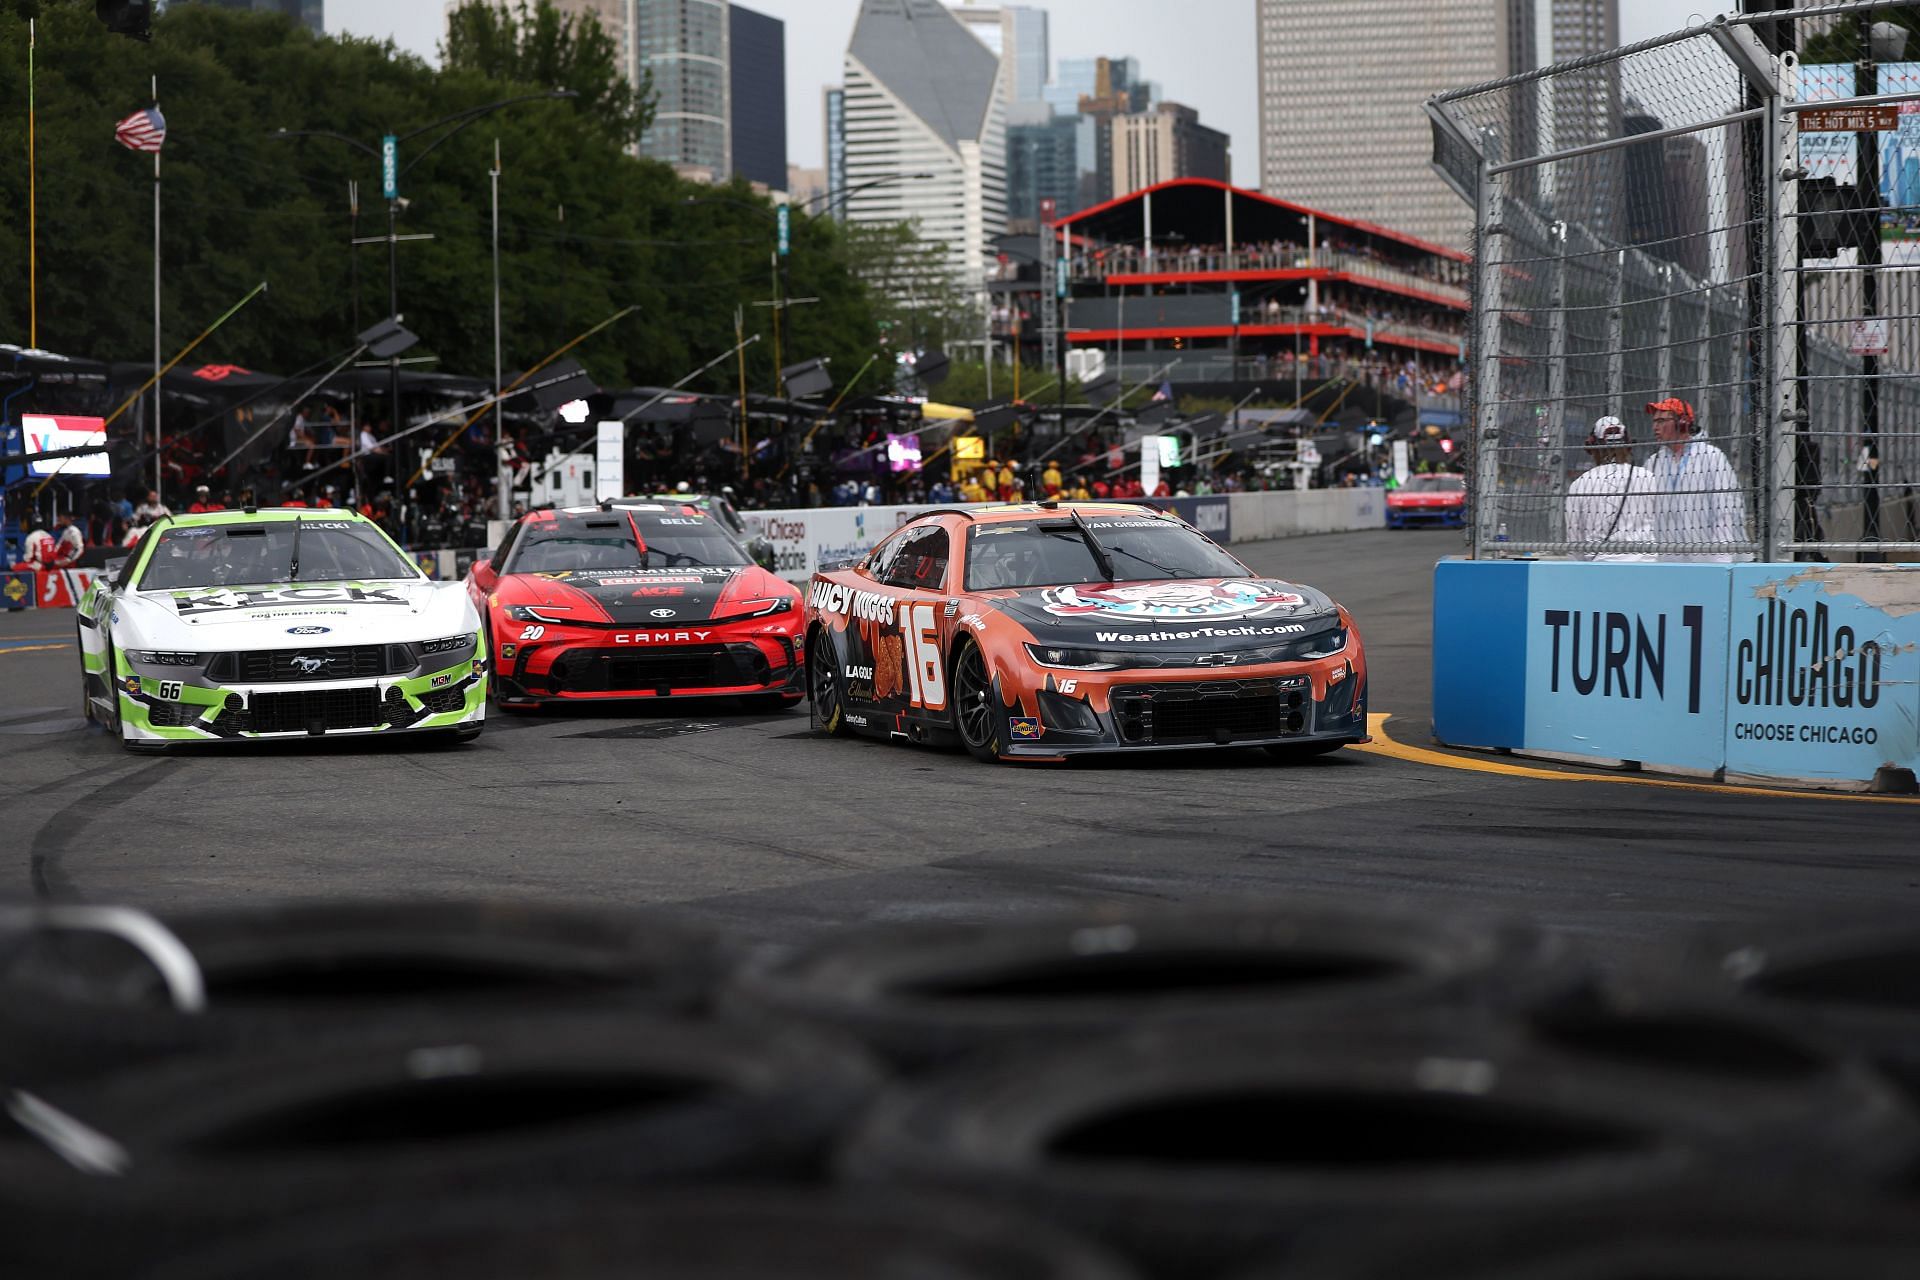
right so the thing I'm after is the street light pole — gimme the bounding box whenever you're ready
[491,138,506,521]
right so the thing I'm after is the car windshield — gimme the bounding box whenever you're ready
[505,511,750,574]
[964,516,1248,591]
[1404,475,1465,492]
[136,520,418,590]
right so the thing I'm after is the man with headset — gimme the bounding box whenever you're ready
[1644,397,1750,562]
[1565,416,1655,561]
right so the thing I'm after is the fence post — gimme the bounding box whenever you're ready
[1546,219,1570,547]
[1767,49,1798,563]
[1472,155,1505,560]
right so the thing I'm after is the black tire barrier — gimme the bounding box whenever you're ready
[0,900,728,1086]
[0,1011,885,1278]
[135,1188,1141,1280]
[838,1025,1920,1279]
[1250,1191,1920,1279]
[725,904,1582,1071]
[1683,915,1920,1103]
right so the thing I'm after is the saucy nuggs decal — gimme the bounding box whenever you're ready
[1040,580,1305,623]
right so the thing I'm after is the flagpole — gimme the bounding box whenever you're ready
[28,19,36,348]
[152,76,163,504]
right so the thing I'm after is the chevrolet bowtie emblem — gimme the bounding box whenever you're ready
[1193,653,1238,666]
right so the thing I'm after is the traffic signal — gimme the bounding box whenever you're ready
[95,1,153,41]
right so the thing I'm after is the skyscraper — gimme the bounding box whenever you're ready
[1111,102,1231,193]
[948,3,1048,104]
[1006,102,1078,230]
[729,4,786,190]
[841,0,1009,283]
[1256,0,1617,247]
[637,0,731,179]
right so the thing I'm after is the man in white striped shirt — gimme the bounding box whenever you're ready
[1565,416,1656,561]
[1643,397,1752,562]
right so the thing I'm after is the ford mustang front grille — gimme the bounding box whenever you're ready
[208,645,408,683]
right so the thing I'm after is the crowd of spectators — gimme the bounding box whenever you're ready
[1069,237,1469,293]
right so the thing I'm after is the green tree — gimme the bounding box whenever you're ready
[442,0,653,150]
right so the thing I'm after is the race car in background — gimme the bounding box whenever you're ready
[804,502,1367,764]
[75,508,486,751]
[1385,474,1468,528]
[469,501,804,711]
[630,491,777,570]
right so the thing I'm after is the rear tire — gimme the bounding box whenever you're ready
[949,642,1003,764]
[809,630,850,737]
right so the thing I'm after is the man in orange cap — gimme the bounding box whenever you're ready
[1644,397,1750,562]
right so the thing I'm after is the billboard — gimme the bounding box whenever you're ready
[885,433,922,473]
[23,414,110,477]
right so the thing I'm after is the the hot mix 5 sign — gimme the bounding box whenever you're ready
[1435,561,1920,783]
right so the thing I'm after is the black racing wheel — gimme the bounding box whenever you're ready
[949,642,1002,764]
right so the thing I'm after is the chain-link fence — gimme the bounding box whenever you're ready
[1429,1,1920,561]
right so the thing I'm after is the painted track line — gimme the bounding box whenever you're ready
[1351,713,1920,806]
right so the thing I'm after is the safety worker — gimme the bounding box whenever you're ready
[1564,416,1656,562]
[1644,397,1749,562]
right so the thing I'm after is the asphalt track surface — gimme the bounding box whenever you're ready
[3,529,1914,966]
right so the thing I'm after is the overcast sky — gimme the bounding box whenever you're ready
[327,0,1726,173]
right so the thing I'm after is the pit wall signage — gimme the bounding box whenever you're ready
[1434,561,1920,784]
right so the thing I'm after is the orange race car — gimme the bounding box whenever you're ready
[803,502,1367,763]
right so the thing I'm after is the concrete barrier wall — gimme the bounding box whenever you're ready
[3,492,1386,610]
[1433,559,1920,785]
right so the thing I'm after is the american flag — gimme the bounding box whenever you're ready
[114,106,167,153]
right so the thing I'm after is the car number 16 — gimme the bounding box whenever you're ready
[896,602,946,711]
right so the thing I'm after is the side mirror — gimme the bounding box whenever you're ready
[469,558,495,588]
[748,536,776,571]
[103,557,129,587]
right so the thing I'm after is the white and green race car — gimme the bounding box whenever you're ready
[76,508,486,750]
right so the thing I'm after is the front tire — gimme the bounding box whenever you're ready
[809,630,850,737]
[949,642,1003,763]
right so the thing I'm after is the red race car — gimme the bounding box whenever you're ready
[467,501,804,711]
[1385,473,1467,528]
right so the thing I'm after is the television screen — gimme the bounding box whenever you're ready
[23,414,110,477]
[886,432,922,473]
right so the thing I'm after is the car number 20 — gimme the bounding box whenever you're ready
[896,602,946,711]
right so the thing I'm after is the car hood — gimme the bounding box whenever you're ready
[983,577,1342,649]
[123,579,474,646]
[499,565,787,625]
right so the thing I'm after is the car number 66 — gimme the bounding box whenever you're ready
[157,680,183,701]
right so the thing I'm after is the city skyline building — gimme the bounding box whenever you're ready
[729,4,787,189]
[637,0,732,179]
[1256,0,1618,248]
[840,0,1009,284]
[1006,100,1079,230]
[948,2,1049,104]
[1111,100,1230,193]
